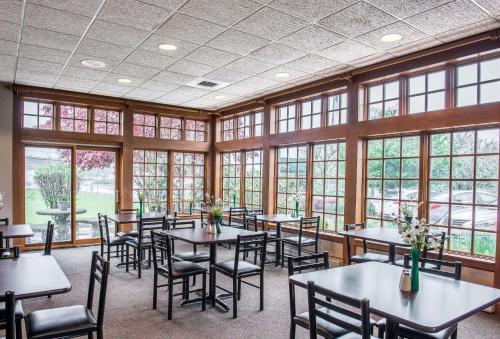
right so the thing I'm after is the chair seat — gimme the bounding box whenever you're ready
[173,251,210,263]
[116,230,138,238]
[394,259,439,270]
[351,252,389,263]
[125,237,151,248]
[159,261,207,279]
[282,236,316,246]
[213,260,261,275]
[266,231,278,238]
[0,300,24,320]
[337,333,378,339]
[377,319,456,339]
[25,305,97,339]
[295,309,376,338]
[106,236,129,246]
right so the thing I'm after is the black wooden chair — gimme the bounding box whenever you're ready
[169,220,210,264]
[115,208,139,238]
[211,233,267,318]
[200,209,210,228]
[307,280,374,339]
[25,251,110,339]
[281,216,320,268]
[0,291,16,339]
[221,207,246,229]
[125,216,166,279]
[394,232,447,269]
[345,223,389,265]
[377,256,462,339]
[244,209,264,231]
[151,231,207,320]
[98,214,127,263]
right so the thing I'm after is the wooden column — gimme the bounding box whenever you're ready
[121,104,133,210]
[261,101,274,214]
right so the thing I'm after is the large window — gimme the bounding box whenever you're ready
[133,113,156,138]
[221,111,264,141]
[254,112,263,137]
[159,117,182,140]
[408,70,445,114]
[428,128,499,257]
[367,80,400,119]
[245,149,263,210]
[173,152,205,212]
[277,103,296,133]
[23,101,54,130]
[94,109,121,135]
[185,120,206,142]
[327,92,347,125]
[60,105,89,133]
[237,115,251,139]
[365,136,420,228]
[276,145,307,215]
[312,142,346,231]
[221,152,241,206]
[133,150,168,213]
[301,98,321,130]
[222,119,235,141]
[456,57,500,107]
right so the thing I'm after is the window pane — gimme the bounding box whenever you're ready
[457,64,477,86]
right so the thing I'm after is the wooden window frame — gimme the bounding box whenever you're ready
[59,104,90,133]
[366,77,401,120]
[133,113,157,138]
[185,119,207,142]
[93,108,122,136]
[159,116,182,140]
[22,100,55,130]
[300,96,322,130]
[407,69,447,114]
[172,151,206,213]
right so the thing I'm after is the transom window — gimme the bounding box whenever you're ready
[60,105,89,133]
[276,145,307,215]
[312,142,346,231]
[159,117,182,140]
[278,103,296,133]
[237,115,251,139]
[172,152,205,212]
[185,120,206,142]
[23,101,54,130]
[327,92,347,125]
[367,80,400,119]
[456,57,500,107]
[408,70,445,114]
[221,152,241,206]
[245,149,263,210]
[365,136,420,228]
[254,112,263,137]
[301,98,321,130]
[222,119,235,141]
[132,150,168,213]
[133,113,156,138]
[94,109,121,135]
[428,128,499,257]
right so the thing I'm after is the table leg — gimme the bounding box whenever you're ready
[389,244,396,264]
[276,222,281,267]
[208,243,230,312]
[385,319,399,339]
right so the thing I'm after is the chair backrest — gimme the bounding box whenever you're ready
[1,290,16,339]
[86,251,110,331]
[435,231,447,264]
[403,255,462,280]
[98,214,111,244]
[0,231,3,247]
[298,216,320,244]
[345,223,367,253]
[44,221,55,255]
[115,208,137,214]
[245,209,263,231]
[307,280,371,339]
[168,219,196,230]
[0,218,8,226]
[151,231,174,275]
[287,251,329,277]
[234,233,267,273]
[138,217,166,242]
[228,207,246,226]
[0,246,19,259]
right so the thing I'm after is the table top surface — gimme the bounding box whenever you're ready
[256,214,301,223]
[107,213,176,224]
[160,226,261,244]
[0,255,71,299]
[36,208,87,215]
[339,227,410,247]
[0,224,34,239]
[289,262,500,333]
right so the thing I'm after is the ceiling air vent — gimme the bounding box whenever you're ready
[186,78,230,91]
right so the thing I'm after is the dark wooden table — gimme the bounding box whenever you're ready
[160,226,260,312]
[289,262,500,339]
[338,226,410,263]
[0,255,71,299]
[0,224,34,246]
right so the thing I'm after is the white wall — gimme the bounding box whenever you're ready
[0,85,13,221]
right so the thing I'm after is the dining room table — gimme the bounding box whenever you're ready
[0,223,34,247]
[289,261,500,339]
[0,255,71,299]
[159,225,261,312]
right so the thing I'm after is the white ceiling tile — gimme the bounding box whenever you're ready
[0,0,23,24]
[139,34,200,58]
[62,65,109,81]
[284,54,339,73]
[139,0,187,10]
[216,84,258,96]
[76,38,134,61]
[0,39,18,56]
[318,2,398,38]
[24,3,91,36]
[473,0,500,16]
[185,46,240,67]
[249,43,306,64]
[433,18,500,42]
[93,82,135,94]
[160,86,212,102]
[356,21,429,50]
[125,50,177,69]
[139,80,180,92]
[27,0,102,17]
[21,27,80,52]
[205,68,250,83]
[17,58,64,75]
[179,0,261,26]
[206,29,270,56]
[258,66,308,82]
[98,0,172,31]
[114,63,161,78]
[317,40,379,63]
[16,69,59,84]
[0,67,16,82]
[124,87,165,100]
[68,54,119,71]
[86,20,150,48]
[56,76,99,89]
[279,25,345,52]
[236,76,282,89]
[156,13,226,44]
[0,21,20,42]
[234,7,308,40]
[19,44,71,64]
[152,70,197,85]
[0,55,16,68]
[102,73,146,86]
[366,0,451,19]
[167,60,216,77]
[224,57,275,75]
[405,0,490,36]
[268,0,358,22]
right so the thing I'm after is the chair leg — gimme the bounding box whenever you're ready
[185,277,190,301]
[202,272,206,312]
[232,276,238,318]
[107,245,110,262]
[126,245,129,272]
[237,277,242,300]
[15,318,22,339]
[192,275,196,286]
[153,273,158,309]
[451,328,458,339]
[281,242,285,268]
[138,248,142,279]
[259,272,264,311]
[97,329,103,339]
[168,279,173,320]
[133,248,136,270]
[88,332,94,339]
[289,323,296,339]
[211,269,216,306]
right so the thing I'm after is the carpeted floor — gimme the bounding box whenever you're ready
[12,245,500,339]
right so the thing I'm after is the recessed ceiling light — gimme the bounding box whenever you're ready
[381,33,403,42]
[158,43,178,51]
[81,59,106,68]
[275,72,290,78]
[214,95,226,100]
[117,78,132,84]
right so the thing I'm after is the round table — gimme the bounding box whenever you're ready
[36,208,88,241]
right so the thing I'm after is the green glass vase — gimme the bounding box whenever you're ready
[233,195,236,207]
[295,201,299,217]
[214,215,222,234]
[410,247,420,292]
[138,199,143,218]
[188,202,193,215]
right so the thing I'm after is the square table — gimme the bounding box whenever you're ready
[0,224,34,247]
[289,262,500,339]
[159,226,261,312]
[0,255,71,299]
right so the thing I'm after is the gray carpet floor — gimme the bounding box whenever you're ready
[13,245,500,339]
